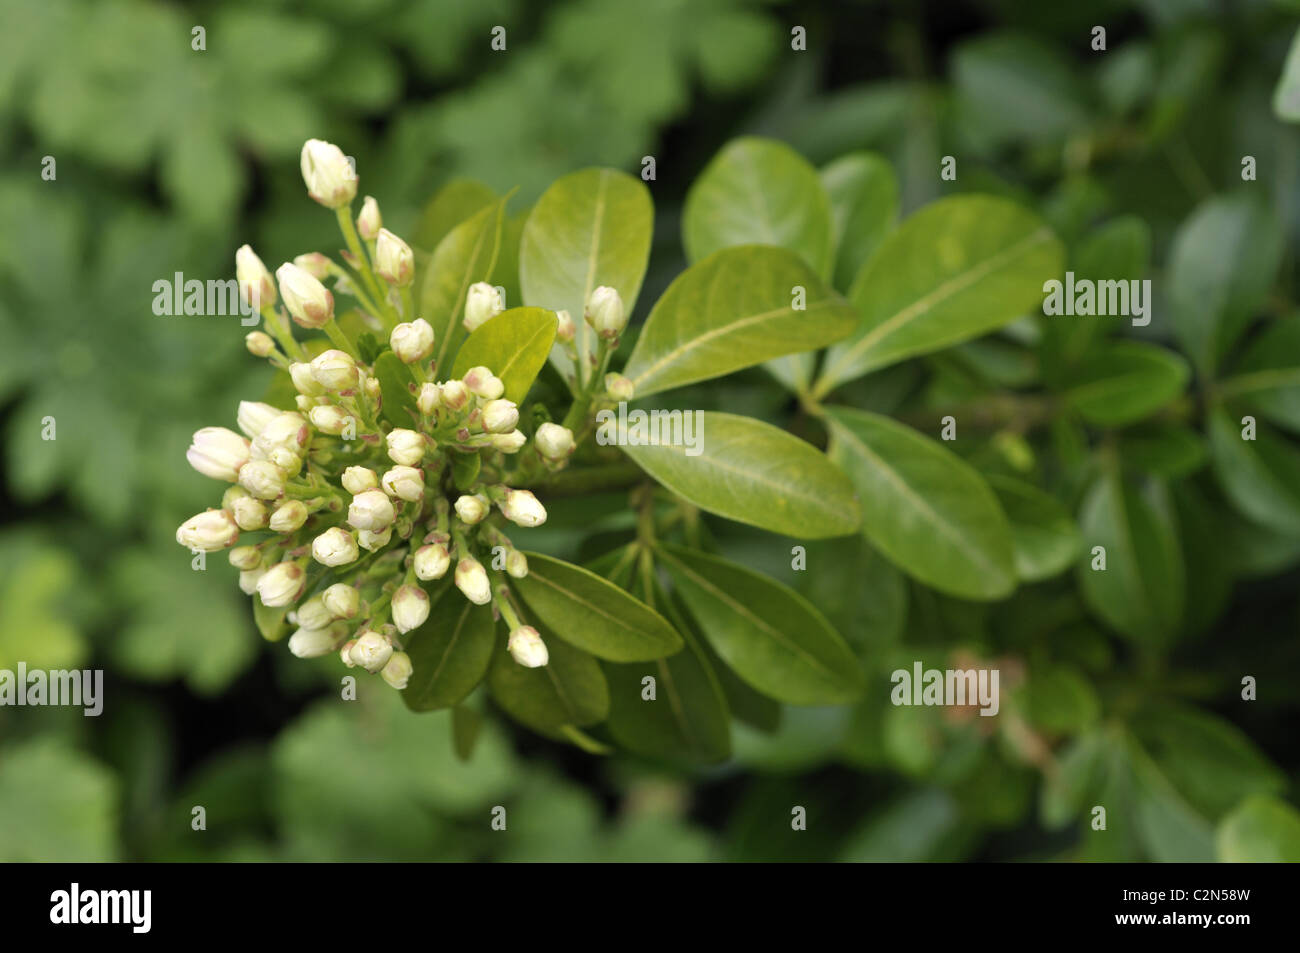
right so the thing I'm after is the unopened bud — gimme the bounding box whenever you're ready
[390,318,435,364]
[392,584,430,634]
[357,527,392,552]
[555,309,575,343]
[229,546,262,571]
[381,465,424,502]
[236,245,277,311]
[256,562,305,607]
[605,373,634,401]
[269,500,309,533]
[323,583,360,620]
[290,362,326,397]
[348,488,396,531]
[309,404,351,435]
[506,549,528,578]
[300,138,357,209]
[454,493,490,524]
[386,428,426,465]
[439,380,469,411]
[245,331,275,357]
[293,252,332,280]
[585,286,626,339]
[342,466,378,495]
[507,626,549,668]
[534,422,575,460]
[310,349,358,392]
[237,401,280,438]
[417,382,441,415]
[187,427,251,482]
[454,556,492,605]
[500,488,547,527]
[349,631,394,673]
[295,596,334,631]
[289,625,341,659]
[176,509,240,551]
[239,568,266,595]
[231,495,269,531]
[380,651,413,690]
[463,366,504,399]
[312,527,359,567]
[463,282,503,332]
[481,398,519,434]
[253,412,310,456]
[357,196,382,241]
[491,429,527,453]
[238,460,286,500]
[413,543,451,581]
[276,261,335,329]
[374,229,414,287]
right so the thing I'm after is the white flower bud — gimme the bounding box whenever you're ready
[339,640,358,667]
[257,562,305,607]
[507,626,549,668]
[506,550,529,579]
[349,631,393,673]
[413,543,451,581]
[269,500,309,533]
[386,428,426,465]
[341,466,378,495]
[236,245,277,311]
[187,427,251,482]
[364,377,382,400]
[380,651,413,690]
[176,509,239,551]
[605,373,635,401]
[229,546,262,571]
[312,527,359,567]
[392,584,430,634]
[268,448,303,476]
[289,362,326,397]
[254,412,310,456]
[463,282,503,332]
[239,568,266,595]
[454,556,492,605]
[237,400,281,438]
[390,318,435,364]
[534,422,575,460]
[238,460,286,500]
[417,381,441,415]
[300,138,357,209]
[357,526,392,552]
[276,261,335,329]
[357,196,382,240]
[348,488,396,531]
[462,366,504,399]
[309,404,351,435]
[491,430,527,453]
[480,398,519,434]
[293,252,332,280]
[555,309,575,343]
[374,229,414,287]
[454,493,490,524]
[322,583,360,619]
[295,596,334,631]
[585,286,626,339]
[245,331,275,357]
[381,466,424,502]
[310,349,358,392]
[289,626,340,659]
[231,496,269,531]
[500,488,547,527]
[439,380,469,411]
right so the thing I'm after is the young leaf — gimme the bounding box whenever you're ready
[987,474,1081,582]
[657,544,864,705]
[373,351,420,427]
[1208,406,1300,535]
[616,410,860,538]
[513,553,682,661]
[412,178,496,252]
[519,168,652,387]
[420,199,505,373]
[449,306,558,403]
[487,624,609,731]
[622,246,857,397]
[815,195,1063,396]
[820,152,899,292]
[682,136,833,276]
[1062,340,1189,427]
[1216,796,1300,862]
[401,587,496,712]
[825,406,1016,600]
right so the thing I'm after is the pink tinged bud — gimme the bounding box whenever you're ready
[585,285,626,339]
[605,373,635,401]
[417,382,441,415]
[322,583,360,619]
[349,631,393,673]
[309,349,358,392]
[392,584,430,634]
[276,261,335,329]
[534,422,575,460]
[341,466,378,495]
[491,430,527,453]
[381,465,424,502]
[480,399,519,434]
[462,366,504,400]
[339,640,358,667]
[176,509,240,551]
[269,500,309,533]
[187,427,251,482]
[289,625,342,659]
[364,377,382,399]
[507,626,549,668]
[454,493,490,524]
[312,527,359,567]
[238,460,287,500]
[300,138,357,209]
[347,488,395,531]
[380,651,413,690]
[413,543,451,581]
[357,526,392,552]
[293,252,332,280]
[236,245,277,311]
[290,362,326,397]
[454,557,492,605]
[257,562,305,607]
[309,404,351,435]
[501,488,547,527]
[295,596,334,631]
[254,412,310,456]
[390,318,435,364]
[374,229,415,287]
[555,309,575,343]
[239,568,266,595]
[231,496,269,531]
[463,282,502,332]
[386,428,426,466]
[237,400,280,438]
[245,331,275,357]
[506,550,529,578]
[357,196,382,241]
[439,380,469,411]
[229,546,262,571]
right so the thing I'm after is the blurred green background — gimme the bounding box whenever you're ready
[1,0,1299,861]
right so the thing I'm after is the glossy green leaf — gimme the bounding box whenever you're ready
[373,351,420,427]
[513,552,682,661]
[1076,473,1183,643]
[252,600,289,643]
[420,198,505,374]
[450,450,480,492]
[519,168,652,386]
[622,246,857,397]
[1216,796,1300,862]
[657,544,863,705]
[616,411,860,539]
[449,305,557,403]
[987,474,1081,582]
[1221,316,1300,433]
[1208,406,1300,535]
[1116,424,1206,478]
[1062,341,1189,427]
[487,625,609,731]
[401,587,496,712]
[826,406,1016,600]
[821,152,899,292]
[451,704,482,762]
[682,136,833,276]
[816,195,1063,395]
[412,178,496,253]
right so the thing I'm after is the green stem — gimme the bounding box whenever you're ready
[336,206,397,328]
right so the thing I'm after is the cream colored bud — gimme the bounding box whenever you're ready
[231,496,269,531]
[454,556,492,605]
[454,493,490,524]
[605,373,635,401]
[229,546,262,571]
[322,583,360,619]
[585,286,626,339]
[237,401,280,438]
[534,422,575,460]
[349,631,394,673]
[348,488,396,531]
[236,245,277,311]
[506,549,529,578]
[295,596,334,631]
[357,196,382,241]
[439,380,469,411]
[364,377,381,400]
[380,651,413,690]
[507,626,549,668]
[300,138,357,209]
[187,427,251,482]
[245,331,275,357]
[276,261,335,329]
[491,429,527,453]
[254,412,310,456]
[417,382,441,415]
[390,318,435,364]
[413,543,451,581]
[392,584,430,634]
[288,627,338,659]
[500,488,547,527]
[309,404,351,435]
[386,428,426,466]
[312,527,359,567]
[462,366,504,399]
[293,252,332,280]
[381,465,424,502]
[176,509,239,551]
[341,466,378,495]
[269,500,309,533]
[310,349,358,392]
[463,282,503,332]
[374,229,414,287]
[357,526,392,552]
[257,562,305,607]
[289,362,326,397]
[239,568,266,595]
[237,460,286,500]
[555,309,575,343]
[480,399,519,434]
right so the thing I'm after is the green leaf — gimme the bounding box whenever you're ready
[513,552,682,662]
[1221,316,1300,433]
[657,544,864,706]
[1273,27,1300,122]
[449,305,558,403]
[682,136,833,276]
[401,587,496,712]
[622,246,857,397]
[0,535,85,670]
[519,168,652,386]
[1062,341,1189,427]
[987,474,1081,582]
[821,152,900,292]
[1040,731,1105,829]
[1076,473,1184,643]
[451,704,482,762]
[1116,424,1206,478]
[412,178,497,252]
[373,351,421,428]
[252,600,289,643]
[487,624,609,731]
[1129,738,1216,863]
[826,406,1016,600]
[1208,406,1300,535]
[1216,796,1300,862]
[420,198,506,374]
[0,738,118,862]
[1168,194,1282,375]
[816,195,1063,394]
